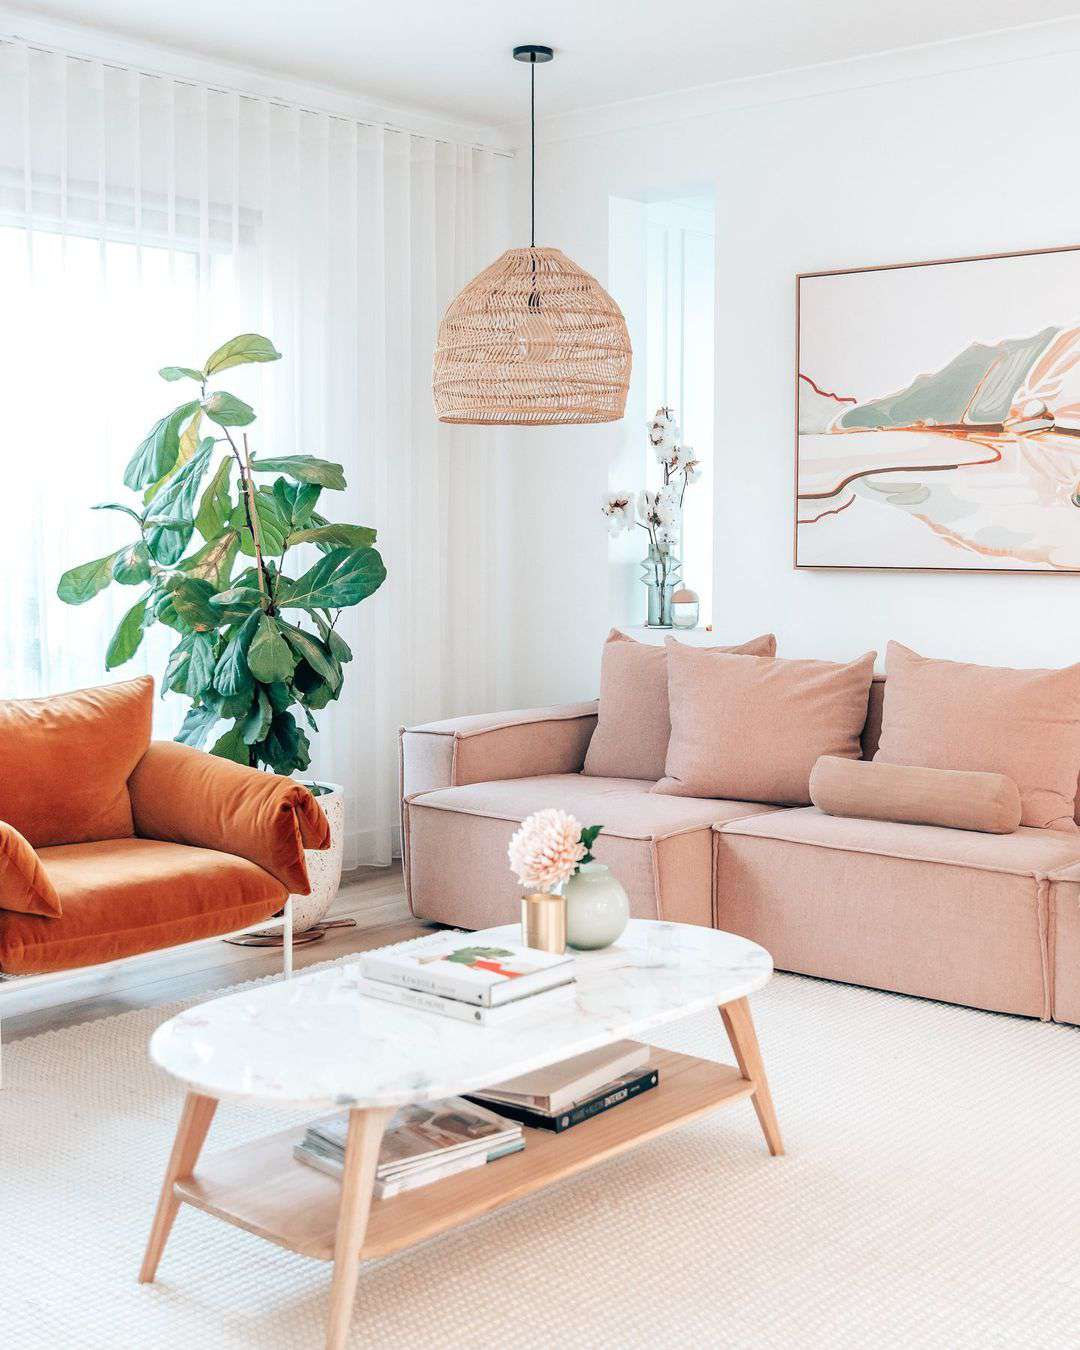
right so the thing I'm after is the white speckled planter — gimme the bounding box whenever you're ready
[288,783,345,932]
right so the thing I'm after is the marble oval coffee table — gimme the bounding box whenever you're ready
[140,920,782,1350]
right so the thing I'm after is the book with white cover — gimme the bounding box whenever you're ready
[361,938,575,1007]
[357,976,576,1026]
[473,1041,651,1114]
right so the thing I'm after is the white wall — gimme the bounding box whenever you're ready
[500,21,1080,707]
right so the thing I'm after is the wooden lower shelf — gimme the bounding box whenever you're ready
[174,1048,753,1262]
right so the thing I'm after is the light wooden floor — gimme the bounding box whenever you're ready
[2,867,432,1044]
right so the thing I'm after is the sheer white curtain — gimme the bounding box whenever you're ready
[0,39,512,866]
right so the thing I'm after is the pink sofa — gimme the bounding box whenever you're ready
[400,678,1080,1025]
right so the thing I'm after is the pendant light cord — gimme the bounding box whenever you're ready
[530,57,536,248]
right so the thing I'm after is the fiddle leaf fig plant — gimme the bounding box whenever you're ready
[58,333,386,776]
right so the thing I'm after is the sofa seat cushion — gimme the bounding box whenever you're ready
[0,837,287,975]
[718,806,1080,874]
[714,807,1080,1019]
[405,774,782,930]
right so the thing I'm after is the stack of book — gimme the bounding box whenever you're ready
[357,935,576,1025]
[466,1040,659,1133]
[294,1098,524,1199]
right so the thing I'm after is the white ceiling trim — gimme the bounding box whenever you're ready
[511,14,1080,146]
[0,5,509,151]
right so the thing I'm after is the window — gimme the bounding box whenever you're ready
[644,196,715,622]
[0,222,237,730]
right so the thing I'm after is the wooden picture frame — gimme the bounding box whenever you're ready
[794,243,1080,572]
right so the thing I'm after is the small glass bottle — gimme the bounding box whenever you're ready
[671,587,700,629]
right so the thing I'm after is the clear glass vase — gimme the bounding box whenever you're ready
[640,543,682,628]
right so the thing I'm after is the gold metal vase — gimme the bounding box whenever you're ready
[520,891,567,954]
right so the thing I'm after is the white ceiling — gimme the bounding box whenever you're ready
[9,1,1080,127]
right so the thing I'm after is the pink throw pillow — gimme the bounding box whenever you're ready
[654,644,876,805]
[874,641,1080,831]
[583,630,777,782]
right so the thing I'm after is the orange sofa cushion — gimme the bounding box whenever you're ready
[128,741,331,893]
[0,837,286,974]
[0,676,153,847]
[0,821,62,917]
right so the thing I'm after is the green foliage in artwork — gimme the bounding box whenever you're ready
[57,333,386,776]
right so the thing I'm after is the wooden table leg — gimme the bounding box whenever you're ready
[325,1106,393,1350]
[720,996,784,1157]
[139,1091,219,1283]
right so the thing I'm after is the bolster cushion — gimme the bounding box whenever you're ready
[0,820,62,917]
[128,741,330,894]
[809,755,1022,835]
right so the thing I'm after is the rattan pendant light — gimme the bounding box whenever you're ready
[433,44,633,425]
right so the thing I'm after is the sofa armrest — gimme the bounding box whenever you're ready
[128,741,330,894]
[400,702,599,799]
[0,821,61,917]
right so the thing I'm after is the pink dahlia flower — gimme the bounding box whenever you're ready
[508,808,586,893]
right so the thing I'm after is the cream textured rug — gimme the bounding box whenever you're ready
[3,961,1080,1349]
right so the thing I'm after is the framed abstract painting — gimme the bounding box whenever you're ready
[795,244,1080,571]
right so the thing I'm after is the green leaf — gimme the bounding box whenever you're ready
[209,583,263,624]
[123,401,199,491]
[578,824,603,864]
[280,622,341,691]
[250,455,346,490]
[247,614,296,683]
[162,632,216,696]
[163,634,194,693]
[214,611,260,696]
[273,478,321,530]
[159,366,205,383]
[241,687,273,745]
[112,540,151,586]
[182,531,240,590]
[57,549,123,605]
[265,681,292,713]
[230,491,290,559]
[286,523,376,550]
[175,702,219,750]
[166,576,220,631]
[185,632,216,697]
[202,391,255,428]
[313,611,353,664]
[293,662,336,710]
[210,721,250,765]
[259,711,310,775]
[204,333,281,377]
[195,456,233,541]
[92,502,143,525]
[277,546,386,611]
[105,595,148,669]
[203,688,253,720]
[144,437,215,565]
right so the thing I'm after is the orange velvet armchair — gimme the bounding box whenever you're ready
[0,677,330,978]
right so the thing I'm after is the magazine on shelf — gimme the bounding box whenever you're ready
[360,938,575,1007]
[295,1097,524,1194]
[357,975,577,1025]
[294,1135,526,1198]
[467,1067,659,1133]
[476,1041,650,1113]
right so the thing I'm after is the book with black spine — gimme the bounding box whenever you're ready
[466,1066,659,1133]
